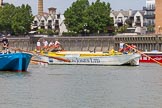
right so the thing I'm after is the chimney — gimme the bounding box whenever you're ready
[38,0,43,15]
[48,7,56,15]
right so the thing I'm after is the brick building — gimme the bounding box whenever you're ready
[0,0,2,7]
[155,0,162,34]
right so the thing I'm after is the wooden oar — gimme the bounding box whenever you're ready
[31,59,49,64]
[10,47,36,57]
[10,47,71,62]
[43,55,71,62]
[31,51,71,62]
[125,44,162,66]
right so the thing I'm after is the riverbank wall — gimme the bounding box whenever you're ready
[3,34,162,52]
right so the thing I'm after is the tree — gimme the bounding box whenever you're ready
[117,24,128,33]
[0,4,33,35]
[0,4,15,34]
[64,0,89,34]
[64,0,113,35]
[11,4,33,35]
[84,0,113,34]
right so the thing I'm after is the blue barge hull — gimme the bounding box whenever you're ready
[0,52,32,72]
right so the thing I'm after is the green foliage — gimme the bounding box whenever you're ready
[0,4,15,34]
[62,32,78,36]
[64,0,89,34]
[37,29,46,34]
[147,25,155,33]
[0,4,33,36]
[46,29,55,36]
[37,29,57,36]
[117,25,128,33]
[64,0,113,35]
[84,0,113,34]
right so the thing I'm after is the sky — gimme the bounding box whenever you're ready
[3,0,146,15]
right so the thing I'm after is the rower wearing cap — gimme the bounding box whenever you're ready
[2,36,9,53]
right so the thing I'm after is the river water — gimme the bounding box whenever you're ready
[0,63,161,108]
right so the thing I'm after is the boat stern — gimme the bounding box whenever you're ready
[126,53,141,66]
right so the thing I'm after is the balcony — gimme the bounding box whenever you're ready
[144,14,155,19]
[46,23,52,26]
[55,20,59,25]
[145,7,155,11]
[116,19,123,23]
[57,14,60,19]
[47,20,52,26]
[135,20,141,23]
[32,23,38,26]
[144,23,155,27]
[135,20,141,27]
[39,23,45,26]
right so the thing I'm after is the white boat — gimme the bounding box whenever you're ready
[36,51,141,66]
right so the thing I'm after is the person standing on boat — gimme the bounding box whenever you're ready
[54,40,64,51]
[119,41,124,52]
[130,44,137,53]
[47,40,55,51]
[124,44,137,53]
[54,40,61,49]
[42,39,48,51]
[54,40,60,47]
[1,36,9,53]
[36,39,41,52]
[49,40,54,47]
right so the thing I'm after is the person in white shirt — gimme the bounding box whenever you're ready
[42,39,48,51]
[119,41,124,52]
[36,39,41,52]
[54,40,60,46]
[49,41,54,47]
[54,40,64,51]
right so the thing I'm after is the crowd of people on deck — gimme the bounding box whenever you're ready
[36,39,137,53]
[107,41,137,55]
[0,37,62,53]
[36,38,62,52]
[0,36,137,54]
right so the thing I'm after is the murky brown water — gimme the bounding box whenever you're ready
[0,63,161,108]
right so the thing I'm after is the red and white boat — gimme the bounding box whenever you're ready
[140,51,162,63]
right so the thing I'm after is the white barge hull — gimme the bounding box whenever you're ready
[40,53,141,66]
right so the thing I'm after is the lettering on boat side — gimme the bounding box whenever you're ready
[141,56,162,61]
[71,58,100,63]
[154,57,162,60]
[49,58,53,62]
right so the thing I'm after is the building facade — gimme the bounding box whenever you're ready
[110,9,145,28]
[110,0,157,34]
[31,7,67,35]
[144,0,155,27]
[155,0,162,34]
[31,0,67,35]
[132,10,145,27]
[110,10,130,27]
[110,9,147,35]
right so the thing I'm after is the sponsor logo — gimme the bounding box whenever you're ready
[141,56,162,61]
[71,58,100,63]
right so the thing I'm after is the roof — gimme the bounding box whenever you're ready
[111,10,129,17]
[111,9,145,18]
